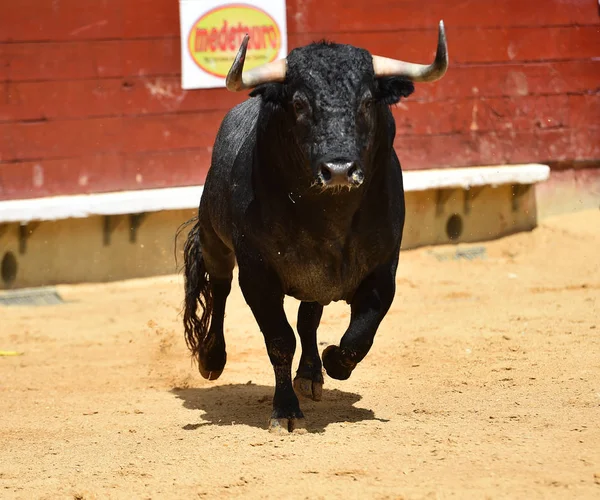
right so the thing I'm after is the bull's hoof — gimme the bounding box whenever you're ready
[268,417,307,434]
[293,377,323,401]
[322,345,356,381]
[198,366,224,381]
[197,348,226,381]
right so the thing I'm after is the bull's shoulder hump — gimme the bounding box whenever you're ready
[204,97,259,196]
[210,98,260,167]
[217,97,260,142]
[228,97,261,121]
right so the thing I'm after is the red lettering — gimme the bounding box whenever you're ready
[209,27,218,51]
[228,24,237,51]
[266,26,277,49]
[194,28,208,52]
[249,26,265,50]
[218,20,228,51]
[193,20,278,53]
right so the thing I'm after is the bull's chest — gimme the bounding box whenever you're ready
[268,230,385,305]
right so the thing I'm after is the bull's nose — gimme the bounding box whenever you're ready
[318,161,364,188]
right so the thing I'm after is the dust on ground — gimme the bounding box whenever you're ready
[1,209,599,499]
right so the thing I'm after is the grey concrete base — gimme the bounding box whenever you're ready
[402,183,538,249]
[0,209,196,289]
[0,184,539,289]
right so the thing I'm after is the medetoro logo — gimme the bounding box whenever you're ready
[188,4,281,78]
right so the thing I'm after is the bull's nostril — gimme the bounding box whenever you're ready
[319,165,332,182]
[348,166,364,185]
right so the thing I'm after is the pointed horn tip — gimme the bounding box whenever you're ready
[237,34,250,55]
[437,20,448,61]
[438,20,446,40]
[226,35,251,92]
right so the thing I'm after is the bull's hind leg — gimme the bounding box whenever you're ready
[323,256,398,381]
[183,220,234,380]
[238,264,304,434]
[294,301,324,401]
[195,277,231,380]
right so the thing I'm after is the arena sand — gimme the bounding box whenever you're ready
[1,209,599,499]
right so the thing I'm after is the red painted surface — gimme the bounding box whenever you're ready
[0,0,598,200]
[2,0,596,41]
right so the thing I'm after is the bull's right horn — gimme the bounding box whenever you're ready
[372,20,448,83]
[226,35,287,92]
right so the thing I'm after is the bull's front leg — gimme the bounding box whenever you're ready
[294,301,324,401]
[323,256,398,380]
[238,263,305,434]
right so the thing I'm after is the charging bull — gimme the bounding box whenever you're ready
[183,22,448,433]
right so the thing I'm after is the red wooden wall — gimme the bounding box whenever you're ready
[1,0,599,200]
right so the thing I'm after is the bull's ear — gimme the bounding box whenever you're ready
[375,77,415,105]
[249,83,288,104]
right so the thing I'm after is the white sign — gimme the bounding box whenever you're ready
[179,0,288,89]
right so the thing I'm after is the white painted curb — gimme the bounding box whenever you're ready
[0,164,549,224]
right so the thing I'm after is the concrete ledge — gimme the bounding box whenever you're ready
[0,164,550,289]
[0,164,549,224]
[403,163,549,191]
[0,186,204,224]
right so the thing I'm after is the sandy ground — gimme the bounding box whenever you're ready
[1,209,599,499]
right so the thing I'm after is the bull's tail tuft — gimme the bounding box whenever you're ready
[182,219,213,360]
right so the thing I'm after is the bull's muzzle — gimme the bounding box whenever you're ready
[317,161,364,189]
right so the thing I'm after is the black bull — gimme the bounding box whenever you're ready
[182,23,448,433]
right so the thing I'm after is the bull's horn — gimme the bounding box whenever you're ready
[372,20,448,82]
[226,34,287,91]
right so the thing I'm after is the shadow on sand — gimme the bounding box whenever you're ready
[171,383,387,432]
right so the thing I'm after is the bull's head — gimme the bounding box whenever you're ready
[226,22,448,190]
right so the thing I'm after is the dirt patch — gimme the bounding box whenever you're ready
[1,209,599,499]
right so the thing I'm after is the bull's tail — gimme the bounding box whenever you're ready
[182,219,213,361]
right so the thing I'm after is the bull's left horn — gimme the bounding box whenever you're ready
[226,35,287,91]
[372,20,448,82]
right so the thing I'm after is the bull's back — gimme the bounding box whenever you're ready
[199,98,260,246]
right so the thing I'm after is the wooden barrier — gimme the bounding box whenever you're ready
[0,1,597,200]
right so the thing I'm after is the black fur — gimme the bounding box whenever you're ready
[376,76,415,105]
[183,41,418,430]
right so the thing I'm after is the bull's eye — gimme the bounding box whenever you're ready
[362,98,373,111]
[293,100,305,115]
